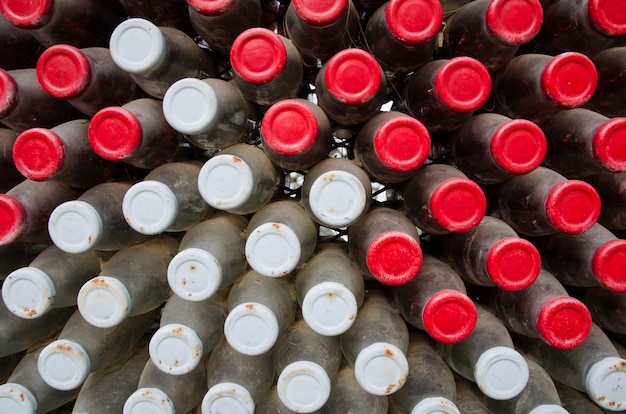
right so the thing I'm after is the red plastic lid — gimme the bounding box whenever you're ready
[261,99,318,155]
[537,296,592,349]
[593,117,626,172]
[0,194,27,245]
[490,119,547,174]
[485,0,543,45]
[422,289,478,343]
[36,44,91,99]
[0,0,52,28]
[292,0,348,25]
[486,237,541,290]
[588,0,626,36]
[592,239,626,292]
[12,128,65,180]
[88,106,142,161]
[545,180,601,234]
[386,0,443,44]
[430,177,487,232]
[0,69,18,119]
[374,115,430,172]
[186,0,232,15]
[366,231,423,286]
[541,52,598,109]
[434,57,492,113]
[324,48,383,105]
[230,28,287,85]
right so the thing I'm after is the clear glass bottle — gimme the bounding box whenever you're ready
[454,376,492,413]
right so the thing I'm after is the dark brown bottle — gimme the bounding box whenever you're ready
[575,287,626,336]
[583,171,626,231]
[586,46,626,118]
[0,13,42,71]
[0,128,26,193]
[118,0,190,28]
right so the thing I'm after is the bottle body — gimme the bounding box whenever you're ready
[587,46,626,118]
[583,171,626,231]
[0,128,24,193]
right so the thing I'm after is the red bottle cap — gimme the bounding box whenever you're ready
[430,177,487,232]
[545,180,601,234]
[435,57,492,113]
[12,128,65,180]
[588,0,626,36]
[324,48,383,105]
[231,28,287,85]
[422,289,478,343]
[592,239,626,292]
[0,194,27,245]
[485,0,543,45]
[366,231,423,286]
[593,117,626,172]
[36,45,91,99]
[490,119,547,175]
[291,0,348,26]
[541,52,598,109]
[386,0,443,44]
[374,115,430,172]
[88,106,142,161]
[0,69,18,118]
[0,0,52,28]
[187,0,232,14]
[261,99,318,155]
[486,237,541,290]
[537,296,592,349]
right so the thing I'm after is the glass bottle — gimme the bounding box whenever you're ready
[0,128,30,193]
[0,13,42,71]
[586,46,626,118]
[555,381,607,414]
[583,171,626,231]
[321,363,389,414]
[454,376,492,414]
[117,0,190,28]
[576,286,626,336]
[256,385,322,414]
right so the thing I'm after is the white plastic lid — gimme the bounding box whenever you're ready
[473,346,529,400]
[585,356,626,410]
[198,155,255,211]
[245,222,301,277]
[301,281,358,336]
[224,302,279,356]
[167,248,222,301]
[163,78,218,135]
[528,405,570,414]
[109,18,165,74]
[122,180,179,235]
[354,342,409,396]
[149,323,203,375]
[0,383,37,414]
[277,361,331,413]
[48,200,103,254]
[201,382,255,414]
[123,388,175,414]
[306,169,368,228]
[2,266,56,319]
[38,339,91,391]
[411,397,461,414]
[77,276,132,328]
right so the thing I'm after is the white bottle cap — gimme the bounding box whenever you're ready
[109,18,165,74]
[245,222,301,277]
[473,346,529,400]
[410,397,461,414]
[149,323,203,375]
[0,383,37,414]
[77,276,132,328]
[585,356,626,411]
[163,78,218,135]
[48,200,103,254]
[122,180,179,235]
[354,342,409,396]
[167,248,222,301]
[224,302,279,356]
[528,405,570,414]
[124,388,175,414]
[198,155,255,211]
[2,267,56,319]
[38,339,91,391]
[307,169,368,228]
[201,382,255,414]
[301,281,358,336]
[277,361,331,413]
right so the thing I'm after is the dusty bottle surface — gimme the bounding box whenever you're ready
[587,46,626,118]
[321,363,389,414]
[583,171,626,231]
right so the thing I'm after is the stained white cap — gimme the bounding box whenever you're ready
[149,323,203,375]
[301,281,358,336]
[124,388,175,414]
[354,342,409,396]
[277,361,331,413]
[38,339,91,391]
[224,302,279,356]
[245,222,301,277]
[473,346,529,400]
[411,397,461,414]
[585,356,626,411]
[48,200,103,254]
[201,382,255,414]
[528,405,570,414]
[0,383,37,414]
[2,267,56,319]
[109,18,165,74]
[163,78,218,135]
[167,248,222,301]
[122,180,178,235]
[77,276,132,328]
[198,155,254,211]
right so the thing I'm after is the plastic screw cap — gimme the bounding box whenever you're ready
[354,342,409,396]
[261,99,318,155]
[47,200,103,254]
[490,119,547,175]
[77,276,132,328]
[422,289,478,343]
[545,180,601,234]
[187,0,233,14]
[230,28,287,85]
[0,0,52,28]
[474,346,529,400]
[124,388,175,414]
[109,18,165,74]
[198,154,255,211]
[0,69,18,118]
[12,128,65,181]
[88,106,142,161]
[122,181,178,235]
[541,52,598,109]
[386,0,443,44]
[201,383,255,414]
[0,383,37,414]
[291,0,348,25]
[224,302,280,355]
[36,45,91,99]
[277,361,331,412]
[537,296,593,349]
[430,178,487,233]
[485,0,543,45]
[0,195,27,245]
[585,357,626,411]
[38,339,91,391]
[301,281,359,336]
[410,397,461,414]
[374,115,431,172]
[592,239,626,292]
[167,248,223,301]
[593,117,626,172]
[486,237,541,290]
[162,78,219,136]
[366,231,423,286]
[528,405,570,414]
[435,57,492,113]
[2,267,56,319]
[245,222,302,277]
[324,48,383,105]
[588,0,626,36]
[149,323,203,375]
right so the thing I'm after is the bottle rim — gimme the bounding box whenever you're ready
[434,57,492,113]
[354,342,409,396]
[277,361,331,412]
[245,221,302,277]
[0,69,18,119]
[187,0,233,15]
[36,44,91,99]
[162,77,220,136]
[0,383,37,414]
[592,239,626,292]
[167,248,223,301]
[77,275,132,328]
[261,99,319,156]
[473,346,529,400]
[0,194,26,246]
[37,339,91,391]
[301,281,359,336]
[149,323,204,375]
[410,397,461,414]
[588,0,626,37]
[202,382,255,414]
[0,0,52,28]
[109,18,166,74]
[224,301,280,356]
[13,128,65,181]
[386,0,443,45]
[197,152,255,212]
[422,289,478,343]
[545,180,601,235]
[122,180,179,235]
[429,177,487,233]
[123,387,175,414]
[585,356,626,411]
[291,0,349,26]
